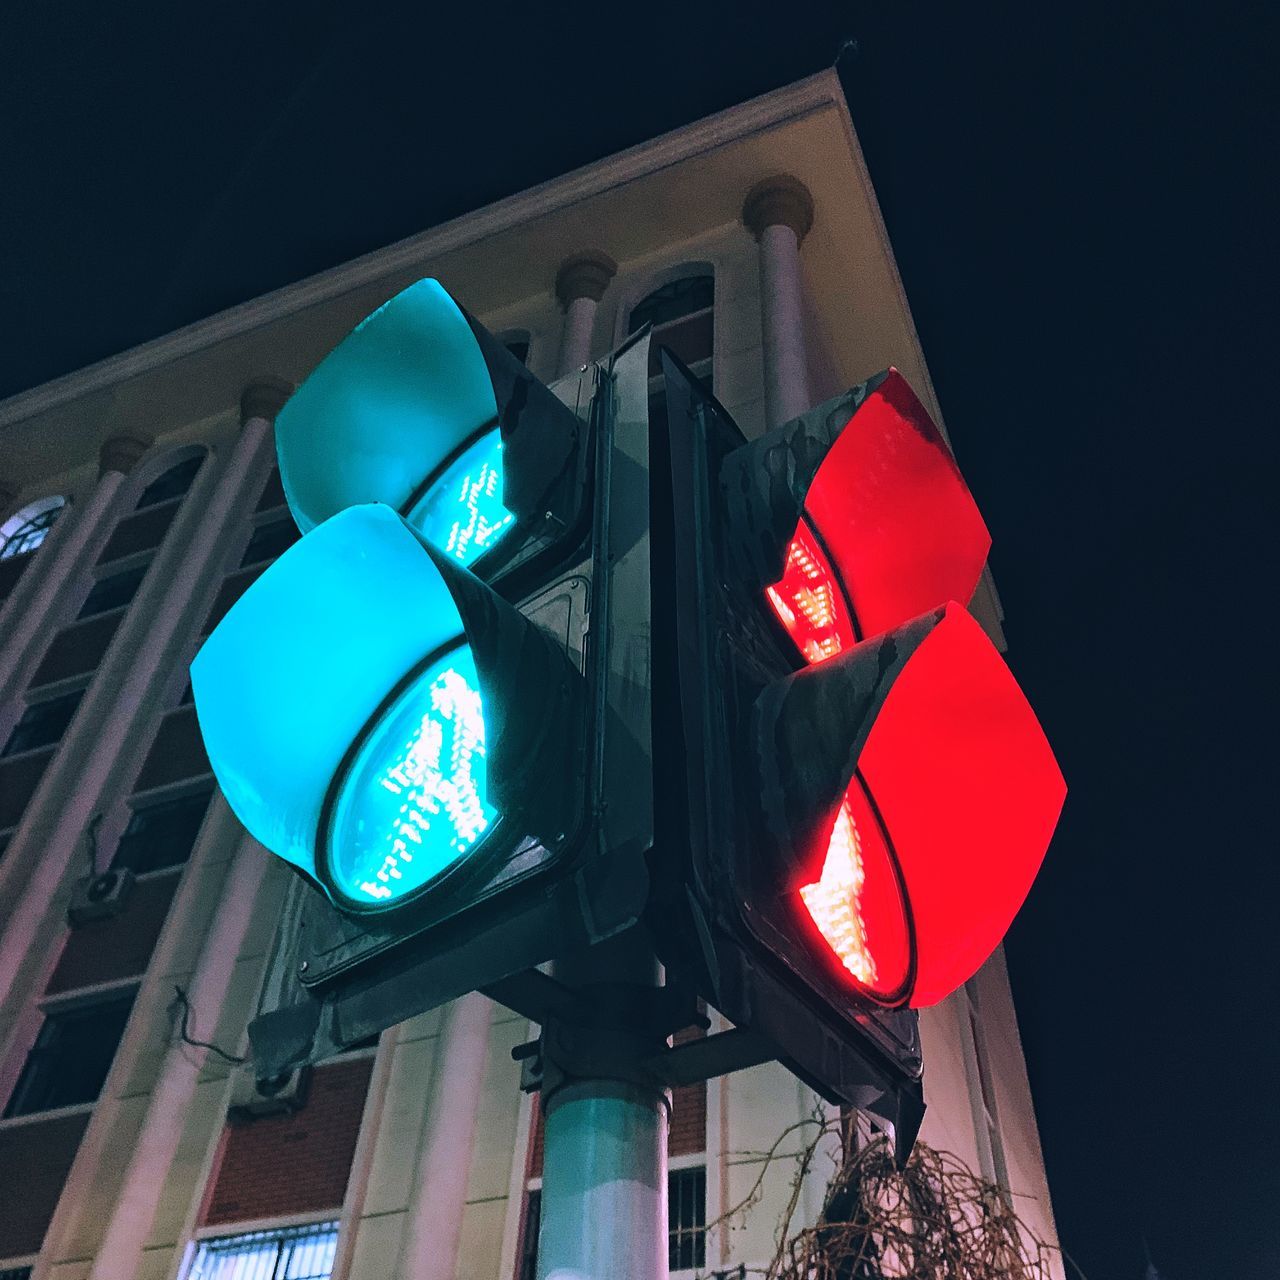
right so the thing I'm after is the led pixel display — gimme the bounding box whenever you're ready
[325,645,498,908]
[408,429,515,567]
[766,521,857,663]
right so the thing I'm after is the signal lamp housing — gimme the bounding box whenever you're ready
[754,603,1066,1008]
[725,368,992,650]
[191,504,585,911]
[274,278,586,580]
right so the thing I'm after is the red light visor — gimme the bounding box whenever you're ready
[779,370,992,652]
[856,604,1065,1006]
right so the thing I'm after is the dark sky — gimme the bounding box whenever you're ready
[2,3,1276,1278]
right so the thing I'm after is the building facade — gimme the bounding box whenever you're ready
[0,72,1061,1280]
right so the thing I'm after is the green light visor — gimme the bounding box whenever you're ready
[191,504,500,900]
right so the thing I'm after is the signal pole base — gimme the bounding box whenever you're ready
[539,1076,669,1280]
[535,941,672,1280]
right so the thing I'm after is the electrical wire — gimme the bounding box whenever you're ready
[171,985,246,1065]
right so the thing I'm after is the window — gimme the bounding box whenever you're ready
[668,1166,707,1272]
[239,518,300,568]
[503,336,531,366]
[0,496,65,560]
[112,787,213,875]
[629,277,714,333]
[187,1221,339,1280]
[629,274,714,404]
[959,982,1011,1196]
[0,1267,34,1280]
[77,562,149,619]
[3,992,135,1117]
[1,688,85,757]
[136,455,203,510]
[516,1187,540,1280]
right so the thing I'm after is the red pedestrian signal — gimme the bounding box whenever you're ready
[653,351,1064,1145]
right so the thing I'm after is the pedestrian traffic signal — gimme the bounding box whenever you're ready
[652,352,1064,1141]
[192,503,585,916]
[191,281,655,1072]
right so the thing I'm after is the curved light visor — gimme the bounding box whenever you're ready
[800,370,991,642]
[275,278,499,534]
[406,428,515,568]
[325,644,498,910]
[858,604,1065,1006]
[191,504,487,890]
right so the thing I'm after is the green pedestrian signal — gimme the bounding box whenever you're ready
[191,280,655,1070]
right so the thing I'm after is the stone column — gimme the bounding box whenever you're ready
[82,823,270,1280]
[556,251,617,376]
[0,381,290,1017]
[743,175,816,427]
[0,435,150,702]
[396,992,493,1280]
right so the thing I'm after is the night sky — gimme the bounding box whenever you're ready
[2,4,1275,1277]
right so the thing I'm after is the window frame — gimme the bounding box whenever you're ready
[0,682,89,760]
[0,496,67,561]
[76,555,152,620]
[132,453,206,512]
[110,781,215,878]
[0,979,139,1124]
[184,1216,342,1280]
[237,514,301,570]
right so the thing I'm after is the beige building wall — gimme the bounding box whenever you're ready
[0,71,1060,1280]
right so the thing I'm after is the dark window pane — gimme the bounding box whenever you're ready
[112,788,213,874]
[135,455,203,510]
[518,1188,541,1280]
[78,562,148,619]
[3,993,135,1117]
[629,276,714,333]
[1,505,62,560]
[2,688,85,757]
[239,517,300,568]
[668,1166,707,1272]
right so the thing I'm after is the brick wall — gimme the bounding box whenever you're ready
[46,875,178,994]
[201,1057,373,1226]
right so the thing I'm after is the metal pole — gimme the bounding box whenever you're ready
[537,945,669,1280]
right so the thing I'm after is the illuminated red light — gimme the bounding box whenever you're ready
[800,370,991,642]
[765,522,857,663]
[798,774,911,1002]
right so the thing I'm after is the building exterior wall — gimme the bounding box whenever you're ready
[0,72,1061,1280]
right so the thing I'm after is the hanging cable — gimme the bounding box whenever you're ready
[171,985,246,1065]
[86,812,104,877]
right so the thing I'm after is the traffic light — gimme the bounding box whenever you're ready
[191,280,656,1073]
[651,352,1065,1143]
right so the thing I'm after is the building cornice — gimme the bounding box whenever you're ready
[0,72,844,432]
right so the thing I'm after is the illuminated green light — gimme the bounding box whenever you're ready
[191,504,482,888]
[326,645,498,908]
[408,428,515,567]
